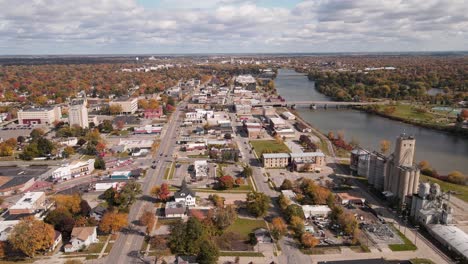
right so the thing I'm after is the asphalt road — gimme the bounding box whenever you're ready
[105,101,185,264]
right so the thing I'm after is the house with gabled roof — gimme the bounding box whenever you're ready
[174,180,196,207]
[64,226,98,252]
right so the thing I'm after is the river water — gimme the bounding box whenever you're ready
[275,68,468,174]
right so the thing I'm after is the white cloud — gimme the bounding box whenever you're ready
[0,0,466,54]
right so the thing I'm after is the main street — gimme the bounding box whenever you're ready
[105,100,185,264]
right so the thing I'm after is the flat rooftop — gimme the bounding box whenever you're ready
[0,166,49,177]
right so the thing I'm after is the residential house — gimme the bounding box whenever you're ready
[50,231,62,252]
[165,201,187,218]
[64,226,99,252]
[174,180,196,207]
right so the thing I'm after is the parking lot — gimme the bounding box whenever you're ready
[0,165,51,178]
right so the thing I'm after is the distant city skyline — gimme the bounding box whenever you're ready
[0,0,467,55]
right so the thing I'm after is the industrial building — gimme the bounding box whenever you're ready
[410,182,453,225]
[384,135,420,201]
[350,134,420,203]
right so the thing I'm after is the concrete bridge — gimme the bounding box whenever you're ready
[252,100,389,108]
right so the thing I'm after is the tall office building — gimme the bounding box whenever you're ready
[68,99,89,128]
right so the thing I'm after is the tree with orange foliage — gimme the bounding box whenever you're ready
[139,210,156,234]
[99,211,128,234]
[151,183,170,201]
[96,142,106,153]
[234,177,244,186]
[271,217,287,239]
[301,233,319,248]
[9,216,55,257]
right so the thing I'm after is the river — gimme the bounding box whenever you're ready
[275,68,468,174]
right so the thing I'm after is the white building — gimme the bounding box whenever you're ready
[428,224,468,260]
[64,226,99,253]
[302,205,331,219]
[9,192,46,215]
[281,111,296,120]
[51,159,95,181]
[0,220,19,241]
[17,106,62,125]
[68,101,89,128]
[110,97,138,114]
[194,160,208,178]
[58,137,78,147]
[174,181,196,207]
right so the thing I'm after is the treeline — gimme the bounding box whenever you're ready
[306,56,468,103]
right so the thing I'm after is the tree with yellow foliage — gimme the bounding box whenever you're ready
[380,139,391,154]
[99,211,128,234]
[9,216,54,257]
[54,194,82,214]
[301,233,319,248]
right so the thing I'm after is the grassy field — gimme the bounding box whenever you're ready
[388,224,417,251]
[226,217,267,240]
[250,140,290,157]
[374,104,452,126]
[420,174,468,202]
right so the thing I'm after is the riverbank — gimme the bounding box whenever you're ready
[275,68,468,175]
[357,105,468,137]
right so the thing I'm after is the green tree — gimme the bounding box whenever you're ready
[278,193,291,211]
[94,157,106,170]
[114,180,142,209]
[246,191,270,218]
[285,204,304,222]
[213,205,237,230]
[242,165,253,177]
[168,218,207,255]
[197,239,219,264]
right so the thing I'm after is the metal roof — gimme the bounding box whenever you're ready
[429,224,468,259]
[262,153,290,158]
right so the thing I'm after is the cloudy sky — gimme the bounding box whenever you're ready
[0,0,466,54]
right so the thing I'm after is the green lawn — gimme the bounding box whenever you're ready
[226,218,267,240]
[420,174,468,202]
[375,104,452,126]
[388,224,417,251]
[250,140,290,157]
